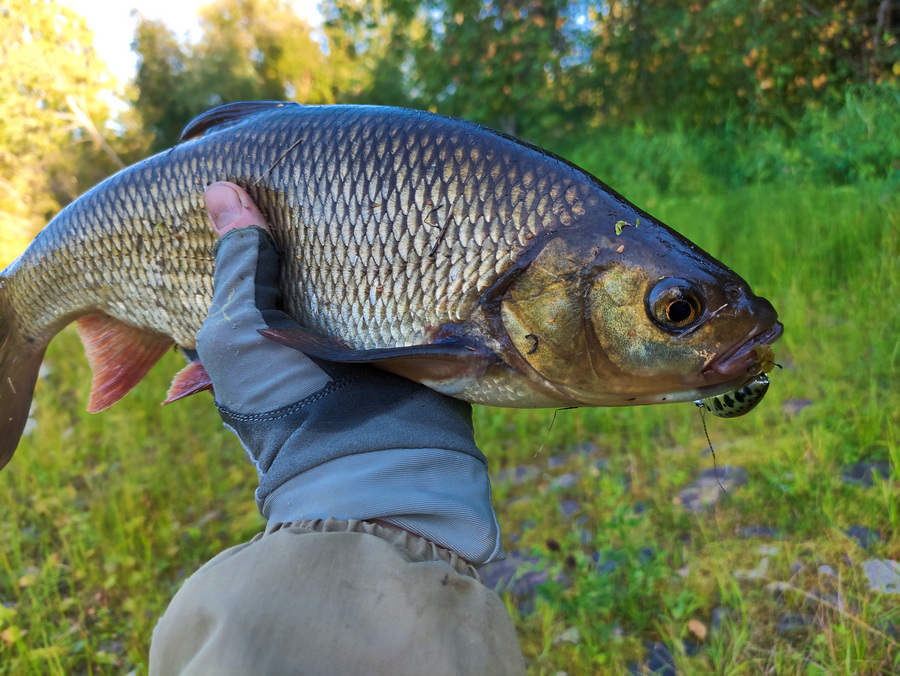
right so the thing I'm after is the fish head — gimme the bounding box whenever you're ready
[497,216,783,407]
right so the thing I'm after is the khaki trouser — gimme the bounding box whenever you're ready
[150,518,526,675]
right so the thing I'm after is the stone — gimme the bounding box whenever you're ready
[550,473,579,490]
[845,525,880,550]
[765,580,792,603]
[552,627,581,645]
[782,398,812,415]
[776,612,813,635]
[480,550,546,596]
[675,465,749,512]
[639,547,656,563]
[710,606,740,634]
[495,465,541,485]
[592,551,620,576]
[628,642,677,676]
[841,461,892,487]
[570,442,599,456]
[734,556,770,580]
[861,559,900,594]
[559,499,580,516]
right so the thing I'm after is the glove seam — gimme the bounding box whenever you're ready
[211,224,278,258]
[216,369,363,422]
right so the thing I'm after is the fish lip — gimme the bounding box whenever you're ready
[703,321,784,378]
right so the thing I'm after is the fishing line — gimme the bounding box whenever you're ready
[251,138,304,188]
[695,401,729,496]
[534,406,577,458]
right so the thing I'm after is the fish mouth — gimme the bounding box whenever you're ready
[703,321,784,378]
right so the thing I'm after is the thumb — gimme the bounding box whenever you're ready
[204,182,270,237]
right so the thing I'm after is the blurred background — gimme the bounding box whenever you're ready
[1,0,897,265]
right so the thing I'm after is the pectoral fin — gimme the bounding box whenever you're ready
[259,326,494,383]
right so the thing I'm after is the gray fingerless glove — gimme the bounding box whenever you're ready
[197,226,485,484]
[197,226,333,413]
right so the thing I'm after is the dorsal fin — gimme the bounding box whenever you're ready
[178,101,299,143]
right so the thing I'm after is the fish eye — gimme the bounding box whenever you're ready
[647,278,704,331]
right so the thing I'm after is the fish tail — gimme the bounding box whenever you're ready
[0,282,46,470]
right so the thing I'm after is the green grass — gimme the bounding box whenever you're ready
[1,179,898,674]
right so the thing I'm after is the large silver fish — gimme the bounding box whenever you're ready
[0,101,782,468]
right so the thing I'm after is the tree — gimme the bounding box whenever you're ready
[133,0,333,151]
[320,0,419,107]
[322,0,591,135]
[583,0,900,129]
[0,0,125,265]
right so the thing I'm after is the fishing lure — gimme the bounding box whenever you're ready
[696,372,771,418]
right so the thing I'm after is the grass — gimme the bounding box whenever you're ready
[1,177,898,674]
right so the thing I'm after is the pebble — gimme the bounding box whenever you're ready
[570,442,599,456]
[550,473,579,490]
[494,465,541,485]
[776,612,814,635]
[480,551,544,594]
[861,559,900,594]
[552,627,581,645]
[841,461,892,487]
[782,398,812,415]
[592,551,620,575]
[710,606,740,634]
[734,556,769,580]
[845,525,880,550]
[818,564,837,577]
[675,466,749,512]
[559,499,580,516]
[627,642,676,676]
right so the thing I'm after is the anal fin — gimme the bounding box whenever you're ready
[164,360,213,404]
[76,314,173,413]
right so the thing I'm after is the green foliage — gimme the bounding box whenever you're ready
[412,0,573,135]
[581,0,900,129]
[325,0,899,135]
[0,0,126,262]
[542,85,900,199]
[133,0,332,151]
[320,0,420,107]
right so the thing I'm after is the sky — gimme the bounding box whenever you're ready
[68,0,322,86]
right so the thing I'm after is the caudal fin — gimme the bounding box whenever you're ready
[0,283,46,470]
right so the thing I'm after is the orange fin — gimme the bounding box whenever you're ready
[76,314,173,413]
[164,360,213,404]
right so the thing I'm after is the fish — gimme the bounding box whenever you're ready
[0,101,783,469]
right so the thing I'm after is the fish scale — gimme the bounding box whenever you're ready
[0,100,783,470]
